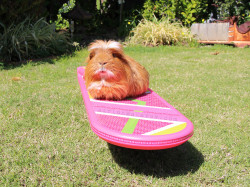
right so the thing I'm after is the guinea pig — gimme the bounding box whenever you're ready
[85,40,149,100]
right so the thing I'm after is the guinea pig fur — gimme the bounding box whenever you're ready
[85,40,149,100]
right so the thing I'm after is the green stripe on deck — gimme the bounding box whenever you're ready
[121,98,146,134]
[121,118,140,134]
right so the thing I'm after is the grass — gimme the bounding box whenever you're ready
[0,45,249,186]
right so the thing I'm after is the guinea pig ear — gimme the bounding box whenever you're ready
[85,51,95,63]
[89,51,95,60]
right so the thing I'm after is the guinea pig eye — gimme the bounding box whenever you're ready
[112,53,117,58]
[112,53,120,58]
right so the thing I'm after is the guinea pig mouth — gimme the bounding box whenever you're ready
[95,68,114,79]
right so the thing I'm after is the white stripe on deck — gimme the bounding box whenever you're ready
[91,99,170,110]
[142,122,186,135]
[95,111,183,124]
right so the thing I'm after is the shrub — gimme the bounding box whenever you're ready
[128,19,196,47]
[0,18,73,63]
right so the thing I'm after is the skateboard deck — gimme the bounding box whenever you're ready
[77,67,194,150]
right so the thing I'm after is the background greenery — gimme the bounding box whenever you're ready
[214,0,250,24]
[53,0,76,30]
[0,0,69,27]
[0,45,249,186]
[1,0,249,64]
[142,0,209,26]
[1,0,249,35]
[128,19,197,46]
[0,18,74,63]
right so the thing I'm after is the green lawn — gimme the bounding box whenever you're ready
[0,45,249,186]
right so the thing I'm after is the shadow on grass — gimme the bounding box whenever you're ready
[1,52,77,70]
[1,57,54,70]
[108,141,203,178]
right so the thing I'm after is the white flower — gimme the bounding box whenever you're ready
[72,42,79,47]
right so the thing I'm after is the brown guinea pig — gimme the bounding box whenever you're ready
[85,40,149,100]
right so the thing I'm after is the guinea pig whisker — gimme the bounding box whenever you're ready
[88,80,112,91]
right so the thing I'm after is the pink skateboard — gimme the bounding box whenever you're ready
[77,67,194,150]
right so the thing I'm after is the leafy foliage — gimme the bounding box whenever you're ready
[128,19,196,46]
[142,0,209,26]
[214,0,250,24]
[0,18,73,63]
[53,0,76,30]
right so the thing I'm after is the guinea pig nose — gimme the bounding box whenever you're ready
[99,62,107,66]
